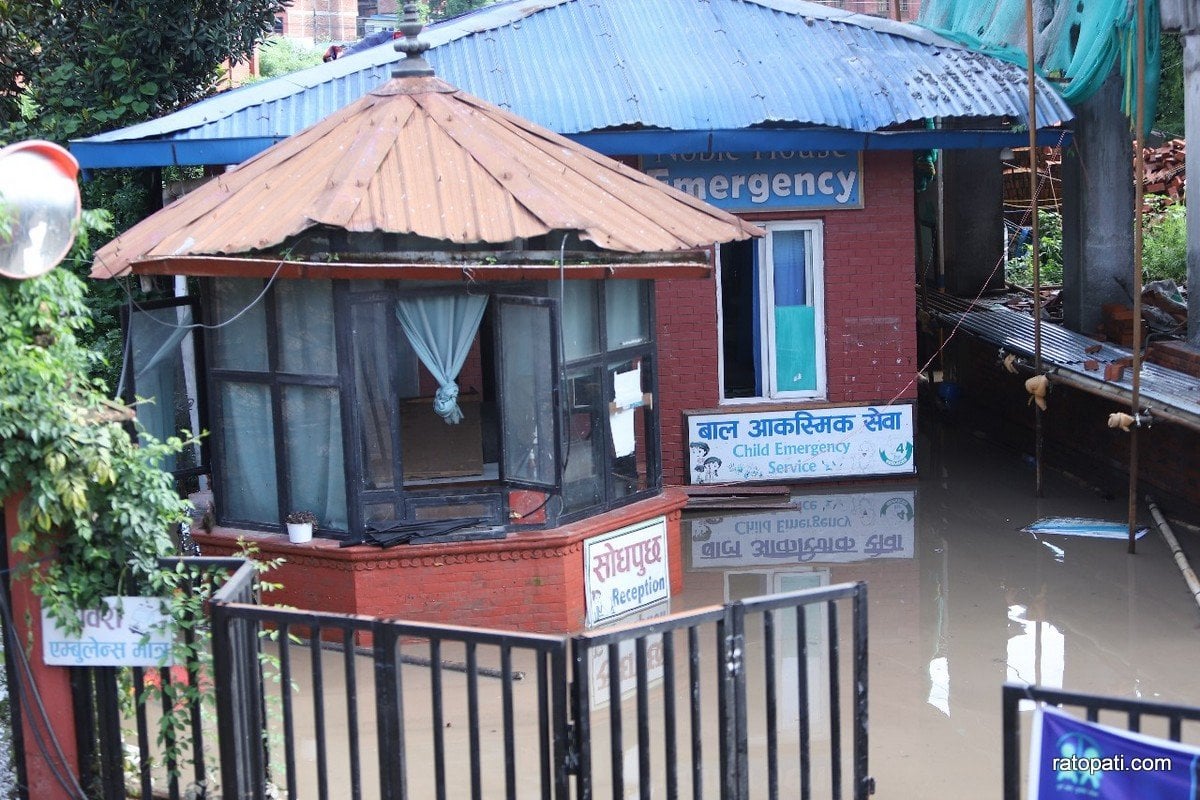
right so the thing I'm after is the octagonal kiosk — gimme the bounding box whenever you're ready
[92,9,759,633]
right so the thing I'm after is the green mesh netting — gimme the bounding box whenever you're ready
[915,0,1160,133]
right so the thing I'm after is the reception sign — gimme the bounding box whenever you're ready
[687,404,914,484]
[691,490,915,568]
[585,516,670,626]
[1029,705,1200,798]
[643,151,863,212]
[43,596,174,666]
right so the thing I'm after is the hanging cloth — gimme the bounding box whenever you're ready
[395,294,488,424]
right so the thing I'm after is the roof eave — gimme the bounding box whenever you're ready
[92,254,716,281]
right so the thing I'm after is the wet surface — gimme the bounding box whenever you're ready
[138,417,1200,799]
[675,418,1200,798]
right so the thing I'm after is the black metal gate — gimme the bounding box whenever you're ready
[208,576,872,799]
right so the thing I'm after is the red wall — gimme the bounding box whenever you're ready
[656,150,919,485]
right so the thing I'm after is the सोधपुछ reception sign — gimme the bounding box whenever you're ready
[687,404,914,484]
[585,516,670,626]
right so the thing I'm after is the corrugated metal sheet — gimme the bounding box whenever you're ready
[73,0,1072,163]
[91,75,760,277]
[924,293,1200,425]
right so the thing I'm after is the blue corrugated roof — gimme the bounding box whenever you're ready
[71,0,1074,168]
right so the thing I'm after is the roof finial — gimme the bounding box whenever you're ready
[393,2,435,77]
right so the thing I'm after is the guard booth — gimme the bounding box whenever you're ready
[93,16,758,632]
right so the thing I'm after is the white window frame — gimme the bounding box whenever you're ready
[717,220,826,403]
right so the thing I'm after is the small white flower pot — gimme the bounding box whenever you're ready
[286,522,313,544]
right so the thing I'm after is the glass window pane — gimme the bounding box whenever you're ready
[210,279,268,371]
[352,302,396,490]
[771,230,817,392]
[278,280,337,374]
[128,303,202,473]
[561,280,599,361]
[499,302,555,486]
[216,381,277,523]
[282,385,348,531]
[605,280,649,349]
[610,358,648,497]
[562,366,605,513]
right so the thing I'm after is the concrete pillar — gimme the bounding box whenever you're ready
[1185,35,1200,343]
[941,147,1005,295]
[1060,72,1136,336]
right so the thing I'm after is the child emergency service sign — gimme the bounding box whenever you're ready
[688,404,914,484]
[643,151,862,212]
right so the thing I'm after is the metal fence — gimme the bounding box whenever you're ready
[67,557,250,800]
[1001,682,1200,800]
[209,580,870,799]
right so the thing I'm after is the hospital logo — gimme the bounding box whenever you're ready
[878,442,913,467]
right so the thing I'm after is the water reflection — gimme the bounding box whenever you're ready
[678,420,1200,799]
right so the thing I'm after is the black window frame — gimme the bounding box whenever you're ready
[201,276,662,538]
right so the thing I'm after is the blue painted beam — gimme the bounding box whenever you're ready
[71,128,1074,171]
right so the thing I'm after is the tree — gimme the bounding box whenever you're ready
[1,1,290,386]
[1,0,290,142]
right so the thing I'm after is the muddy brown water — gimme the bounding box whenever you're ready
[672,419,1200,799]
[141,419,1200,798]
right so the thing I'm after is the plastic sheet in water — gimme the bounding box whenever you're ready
[1022,517,1148,540]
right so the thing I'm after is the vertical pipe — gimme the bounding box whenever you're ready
[1026,0,1044,497]
[1128,0,1148,553]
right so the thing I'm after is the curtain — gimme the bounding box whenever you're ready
[395,293,488,424]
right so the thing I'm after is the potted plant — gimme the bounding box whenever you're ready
[285,510,317,543]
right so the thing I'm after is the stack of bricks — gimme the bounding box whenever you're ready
[1099,304,1145,347]
[1146,340,1200,379]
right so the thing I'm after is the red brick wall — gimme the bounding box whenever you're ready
[195,489,688,634]
[655,151,918,484]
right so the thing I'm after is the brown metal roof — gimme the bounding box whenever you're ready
[92,75,760,278]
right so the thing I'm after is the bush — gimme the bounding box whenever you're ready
[1006,209,1064,286]
[257,36,323,79]
[1141,199,1187,283]
[1005,202,1188,288]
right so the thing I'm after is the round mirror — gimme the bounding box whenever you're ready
[0,141,81,280]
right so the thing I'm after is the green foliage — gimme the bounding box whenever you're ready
[1006,202,1189,287]
[0,267,193,632]
[1006,209,1064,286]
[1154,33,1184,137]
[256,36,323,79]
[1141,199,1187,283]
[1,0,289,142]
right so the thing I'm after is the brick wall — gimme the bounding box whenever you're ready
[655,150,918,484]
[280,0,360,42]
[195,489,688,634]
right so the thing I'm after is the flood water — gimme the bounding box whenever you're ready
[138,417,1200,799]
[671,418,1200,798]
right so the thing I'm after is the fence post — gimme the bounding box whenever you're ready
[1001,685,1022,800]
[852,583,871,800]
[210,565,267,800]
[373,621,404,800]
[723,606,748,800]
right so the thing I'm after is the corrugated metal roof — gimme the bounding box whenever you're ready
[72,0,1073,168]
[91,74,760,277]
